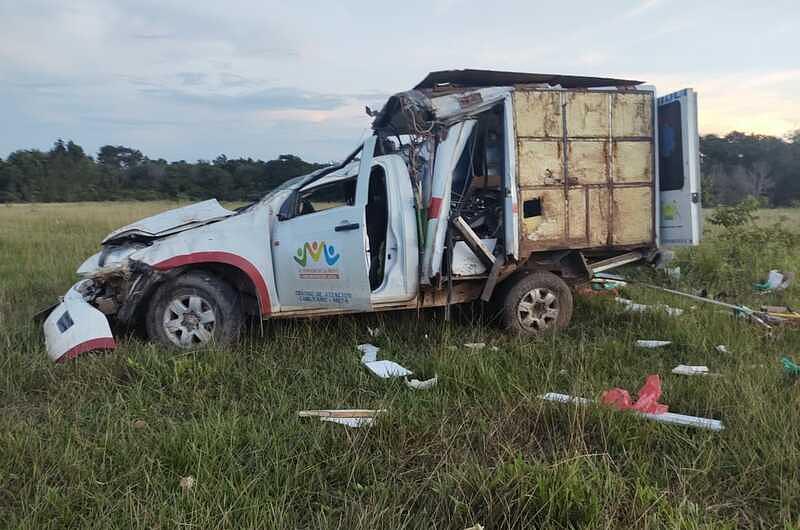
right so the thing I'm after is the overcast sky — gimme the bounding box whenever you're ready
[1,0,798,162]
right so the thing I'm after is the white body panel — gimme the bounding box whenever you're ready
[657,88,701,246]
[502,94,520,260]
[43,281,115,362]
[130,205,278,314]
[102,199,235,243]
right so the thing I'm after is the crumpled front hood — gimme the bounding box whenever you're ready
[102,199,235,244]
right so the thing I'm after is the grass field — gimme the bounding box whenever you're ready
[2,202,800,529]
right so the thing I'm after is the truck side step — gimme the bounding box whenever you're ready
[588,251,644,274]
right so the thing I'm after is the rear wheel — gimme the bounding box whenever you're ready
[500,271,573,336]
[145,271,242,349]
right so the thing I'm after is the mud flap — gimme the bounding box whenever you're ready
[43,282,116,362]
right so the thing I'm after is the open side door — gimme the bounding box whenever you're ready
[657,88,701,246]
[271,137,375,312]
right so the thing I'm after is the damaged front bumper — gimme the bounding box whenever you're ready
[42,280,116,362]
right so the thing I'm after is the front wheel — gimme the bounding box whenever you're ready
[500,271,574,336]
[145,271,242,349]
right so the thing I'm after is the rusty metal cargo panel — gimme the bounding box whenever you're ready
[517,140,563,186]
[567,141,607,184]
[611,187,653,245]
[513,87,655,253]
[565,92,608,137]
[514,91,562,138]
[613,141,651,183]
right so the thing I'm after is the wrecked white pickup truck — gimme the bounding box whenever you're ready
[43,69,701,361]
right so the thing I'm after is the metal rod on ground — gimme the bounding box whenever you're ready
[595,273,772,329]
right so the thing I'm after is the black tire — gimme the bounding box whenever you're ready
[500,270,574,336]
[145,270,242,349]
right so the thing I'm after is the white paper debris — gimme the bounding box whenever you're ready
[616,297,684,317]
[715,345,729,354]
[357,343,379,363]
[363,360,413,378]
[404,376,438,390]
[672,364,710,376]
[321,417,374,428]
[367,326,382,338]
[464,342,486,349]
[357,343,413,378]
[540,392,724,431]
[636,340,672,348]
[666,266,682,280]
[766,270,785,289]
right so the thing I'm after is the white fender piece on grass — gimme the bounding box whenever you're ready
[540,392,724,431]
[357,343,413,379]
[43,281,115,362]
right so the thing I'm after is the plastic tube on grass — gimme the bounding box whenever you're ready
[636,340,672,348]
[540,392,724,431]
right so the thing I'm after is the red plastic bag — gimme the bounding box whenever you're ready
[601,374,668,414]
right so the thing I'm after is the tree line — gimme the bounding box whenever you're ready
[701,131,800,207]
[0,132,798,205]
[0,141,325,203]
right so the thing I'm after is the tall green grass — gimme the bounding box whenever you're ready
[1,203,799,528]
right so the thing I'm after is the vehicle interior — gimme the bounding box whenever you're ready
[447,105,506,275]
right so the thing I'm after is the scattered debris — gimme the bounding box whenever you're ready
[464,525,485,530]
[606,275,774,329]
[672,365,711,376]
[754,270,794,293]
[652,249,676,269]
[616,297,684,317]
[404,376,438,390]
[760,305,800,327]
[179,476,195,493]
[132,419,147,429]
[665,266,682,281]
[636,340,672,349]
[591,277,627,290]
[715,345,729,354]
[367,326,382,337]
[299,409,384,428]
[357,343,413,379]
[781,357,800,376]
[540,392,724,431]
[322,417,374,428]
[576,284,618,298]
[601,374,668,414]
[464,342,486,350]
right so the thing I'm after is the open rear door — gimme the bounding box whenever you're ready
[657,88,701,246]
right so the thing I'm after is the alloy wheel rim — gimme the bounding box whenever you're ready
[162,295,216,347]
[517,287,559,332]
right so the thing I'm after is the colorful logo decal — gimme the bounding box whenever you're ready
[661,200,680,222]
[293,241,340,267]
